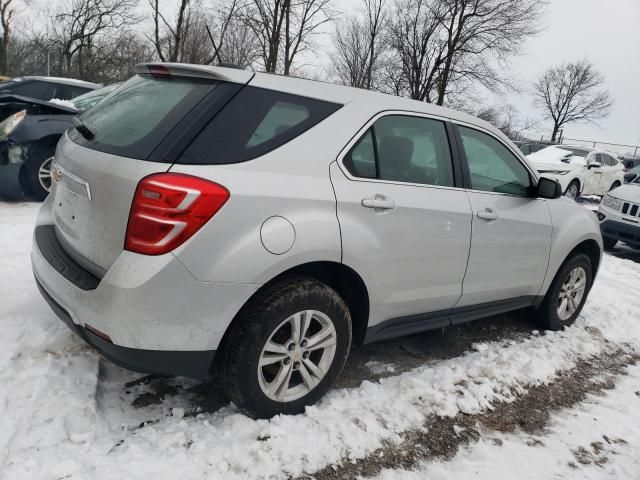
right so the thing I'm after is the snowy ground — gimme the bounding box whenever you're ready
[1,202,639,480]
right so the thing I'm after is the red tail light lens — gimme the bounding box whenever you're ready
[125,173,229,255]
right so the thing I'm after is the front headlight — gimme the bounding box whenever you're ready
[0,110,26,142]
[602,194,623,210]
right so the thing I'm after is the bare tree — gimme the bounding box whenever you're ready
[387,0,444,101]
[534,59,614,142]
[206,0,260,67]
[387,0,544,105]
[149,0,192,62]
[476,103,538,140]
[243,0,334,75]
[50,0,140,78]
[331,0,388,90]
[0,0,15,74]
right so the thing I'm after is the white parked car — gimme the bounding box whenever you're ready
[527,145,625,199]
[598,177,640,250]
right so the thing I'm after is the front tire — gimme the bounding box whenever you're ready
[603,237,617,250]
[22,146,55,200]
[534,253,593,331]
[564,180,580,201]
[217,276,352,419]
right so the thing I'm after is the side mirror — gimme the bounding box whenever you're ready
[588,161,602,169]
[536,177,562,199]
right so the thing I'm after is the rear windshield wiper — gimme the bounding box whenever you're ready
[72,116,95,140]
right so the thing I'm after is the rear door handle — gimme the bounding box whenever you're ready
[477,208,498,221]
[362,195,396,210]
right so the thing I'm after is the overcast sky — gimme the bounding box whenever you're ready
[24,0,640,147]
[336,0,640,147]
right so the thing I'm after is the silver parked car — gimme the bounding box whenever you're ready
[32,63,603,418]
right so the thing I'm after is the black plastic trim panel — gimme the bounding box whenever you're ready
[35,225,100,290]
[364,296,540,344]
[600,219,640,248]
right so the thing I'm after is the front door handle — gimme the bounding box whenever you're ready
[362,195,396,210]
[477,208,499,221]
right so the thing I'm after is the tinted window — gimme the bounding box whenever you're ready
[344,115,454,187]
[603,154,617,167]
[344,129,376,178]
[7,80,58,100]
[459,126,531,196]
[180,87,341,165]
[70,74,219,159]
[59,84,93,100]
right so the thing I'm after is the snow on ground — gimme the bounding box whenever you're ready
[1,202,639,479]
[377,363,640,480]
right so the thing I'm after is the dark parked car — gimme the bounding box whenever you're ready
[0,76,99,102]
[624,165,640,184]
[0,84,118,200]
[619,156,640,171]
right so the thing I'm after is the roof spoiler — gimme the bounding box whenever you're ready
[134,63,254,85]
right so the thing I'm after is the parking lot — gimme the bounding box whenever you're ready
[2,200,639,479]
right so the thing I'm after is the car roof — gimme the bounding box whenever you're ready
[9,76,100,89]
[137,62,508,146]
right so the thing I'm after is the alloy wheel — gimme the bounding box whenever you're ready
[258,310,337,402]
[557,266,587,321]
[38,157,54,193]
[565,183,578,200]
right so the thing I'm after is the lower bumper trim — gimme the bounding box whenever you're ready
[35,275,215,379]
[600,219,640,247]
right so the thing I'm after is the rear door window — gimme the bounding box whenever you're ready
[343,115,455,187]
[69,74,221,159]
[179,87,341,165]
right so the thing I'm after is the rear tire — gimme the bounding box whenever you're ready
[216,276,352,419]
[564,180,580,201]
[534,253,593,331]
[609,181,621,191]
[603,237,618,250]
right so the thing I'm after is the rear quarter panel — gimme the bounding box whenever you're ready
[168,104,371,284]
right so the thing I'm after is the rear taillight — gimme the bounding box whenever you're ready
[125,173,229,255]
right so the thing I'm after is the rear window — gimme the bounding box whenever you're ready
[69,74,220,159]
[179,86,341,164]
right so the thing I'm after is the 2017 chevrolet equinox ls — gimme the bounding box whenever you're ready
[32,63,603,418]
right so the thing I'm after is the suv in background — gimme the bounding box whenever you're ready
[32,63,603,418]
[599,178,640,250]
[527,145,625,199]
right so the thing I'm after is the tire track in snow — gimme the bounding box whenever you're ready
[307,348,639,479]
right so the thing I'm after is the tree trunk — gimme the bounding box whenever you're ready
[0,39,7,74]
[551,123,560,143]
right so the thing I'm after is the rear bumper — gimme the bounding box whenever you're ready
[32,197,260,363]
[35,276,215,378]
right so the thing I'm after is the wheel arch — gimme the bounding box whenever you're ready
[215,261,371,369]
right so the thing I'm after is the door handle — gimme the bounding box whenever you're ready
[362,195,396,210]
[477,208,498,221]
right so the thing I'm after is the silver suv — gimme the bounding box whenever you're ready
[32,64,603,418]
